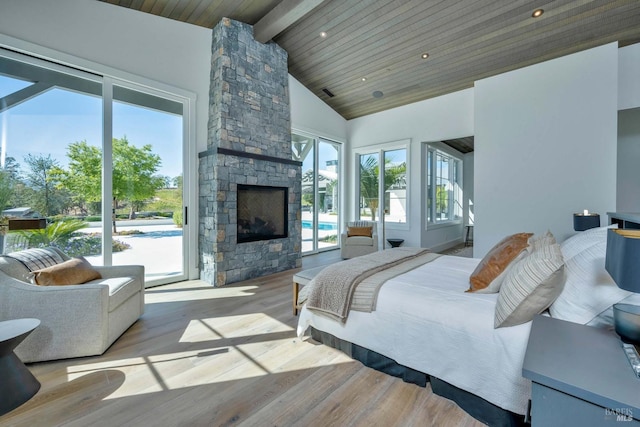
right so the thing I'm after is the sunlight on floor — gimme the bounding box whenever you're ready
[181,314,293,342]
[145,282,258,303]
[63,313,354,400]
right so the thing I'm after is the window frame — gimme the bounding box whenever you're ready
[425,142,463,228]
[353,139,410,231]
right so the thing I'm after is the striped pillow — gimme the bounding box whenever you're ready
[495,239,565,328]
[5,247,65,271]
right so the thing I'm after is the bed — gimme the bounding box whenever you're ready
[296,226,639,427]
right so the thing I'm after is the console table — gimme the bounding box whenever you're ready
[607,212,640,229]
[523,315,640,426]
[0,318,41,415]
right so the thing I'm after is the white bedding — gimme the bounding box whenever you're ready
[297,255,532,415]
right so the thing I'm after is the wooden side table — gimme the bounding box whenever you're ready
[523,315,640,426]
[0,318,41,416]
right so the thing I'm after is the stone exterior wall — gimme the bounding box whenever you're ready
[199,18,301,286]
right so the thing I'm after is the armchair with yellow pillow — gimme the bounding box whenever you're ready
[341,220,379,259]
[0,247,144,363]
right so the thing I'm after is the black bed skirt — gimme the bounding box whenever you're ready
[310,328,527,427]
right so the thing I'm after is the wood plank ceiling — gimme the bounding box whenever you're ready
[98,0,640,120]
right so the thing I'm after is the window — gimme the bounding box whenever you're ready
[356,143,407,226]
[426,146,462,224]
[0,49,192,287]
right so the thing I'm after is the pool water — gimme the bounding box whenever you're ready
[302,220,337,230]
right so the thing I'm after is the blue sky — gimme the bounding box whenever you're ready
[0,77,182,179]
[301,141,340,175]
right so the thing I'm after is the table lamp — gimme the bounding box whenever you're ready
[605,228,640,377]
[573,210,600,231]
[605,229,640,341]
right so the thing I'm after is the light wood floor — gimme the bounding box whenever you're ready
[2,251,484,427]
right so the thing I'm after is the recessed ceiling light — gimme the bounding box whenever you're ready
[319,31,327,38]
[372,90,384,99]
[361,77,367,82]
[532,9,544,18]
[421,53,429,59]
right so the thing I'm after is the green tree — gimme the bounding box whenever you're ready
[359,156,406,221]
[56,141,102,208]
[0,156,27,209]
[172,175,183,189]
[23,154,70,217]
[112,137,164,220]
[58,137,164,231]
[0,169,14,213]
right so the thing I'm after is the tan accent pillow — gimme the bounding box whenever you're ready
[347,226,372,237]
[31,257,102,286]
[495,240,565,328]
[467,232,533,293]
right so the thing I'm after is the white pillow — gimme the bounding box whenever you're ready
[550,239,632,324]
[495,239,565,328]
[560,225,615,262]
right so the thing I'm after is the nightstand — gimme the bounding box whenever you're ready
[523,315,640,426]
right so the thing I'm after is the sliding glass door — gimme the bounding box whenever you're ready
[357,145,408,226]
[110,85,185,281]
[292,133,341,254]
[0,50,189,286]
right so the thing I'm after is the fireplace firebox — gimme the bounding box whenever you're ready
[237,184,288,243]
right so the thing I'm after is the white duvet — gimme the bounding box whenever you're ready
[297,255,532,415]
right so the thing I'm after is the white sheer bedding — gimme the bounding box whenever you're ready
[297,255,532,415]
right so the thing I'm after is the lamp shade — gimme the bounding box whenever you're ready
[605,229,640,293]
[573,213,600,231]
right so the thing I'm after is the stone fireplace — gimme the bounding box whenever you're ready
[199,18,301,286]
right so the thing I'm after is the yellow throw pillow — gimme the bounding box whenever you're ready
[467,232,533,292]
[347,226,372,237]
[31,257,102,286]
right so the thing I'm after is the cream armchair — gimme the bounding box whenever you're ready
[0,247,144,363]
[340,220,379,259]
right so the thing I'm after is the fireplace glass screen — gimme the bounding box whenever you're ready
[237,184,288,243]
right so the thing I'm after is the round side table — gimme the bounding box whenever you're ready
[0,318,41,416]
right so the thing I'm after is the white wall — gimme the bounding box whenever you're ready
[474,43,619,256]
[619,43,640,110]
[617,108,640,212]
[347,89,474,248]
[289,76,347,143]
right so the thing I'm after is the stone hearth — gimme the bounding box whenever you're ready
[199,18,301,286]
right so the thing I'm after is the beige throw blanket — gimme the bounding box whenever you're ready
[304,248,438,323]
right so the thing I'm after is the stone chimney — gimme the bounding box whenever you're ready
[198,18,301,286]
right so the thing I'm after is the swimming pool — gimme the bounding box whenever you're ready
[301,220,337,230]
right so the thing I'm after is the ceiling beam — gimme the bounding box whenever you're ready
[0,82,54,114]
[253,0,326,43]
